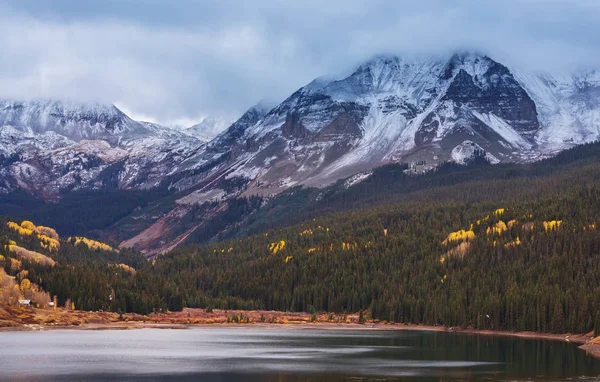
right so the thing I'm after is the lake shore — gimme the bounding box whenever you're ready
[1,304,597,356]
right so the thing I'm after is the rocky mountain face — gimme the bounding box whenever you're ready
[0,100,205,198]
[2,52,600,253]
[169,52,598,198]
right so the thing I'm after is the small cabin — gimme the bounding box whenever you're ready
[18,299,31,307]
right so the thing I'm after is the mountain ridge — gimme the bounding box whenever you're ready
[2,51,600,253]
[0,99,205,198]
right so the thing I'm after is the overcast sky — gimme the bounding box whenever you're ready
[1,0,599,125]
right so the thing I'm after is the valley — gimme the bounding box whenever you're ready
[1,51,600,351]
[1,140,600,338]
[4,1,600,380]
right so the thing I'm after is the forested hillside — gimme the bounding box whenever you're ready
[2,141,600,334]
[155,185,600,334]
[0,218,146,314]
[191,141,600,244]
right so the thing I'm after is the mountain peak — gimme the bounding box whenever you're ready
[0,98,124,119]
[0,98,136,139]
[448,50,489,62]
[185,116,233,142]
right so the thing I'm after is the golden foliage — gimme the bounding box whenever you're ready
[20,221,35,230]
[341,242,358,250]
[442,230,475,245]
[7,222,34,236]
[10,258,22,272]
[71,237,115,252]
[0,269,22,304]
[494,208,505,216]
[113,263,136,274]
[20,278,31,291]
[543,220,562,232]
[504,237,522,247]
[299,226,329,236]
[7,221,61,250]
[486,221,508,236]
[36,226,59,240]
[8,245,56,267]
[285,256,293,263]
[39,234,60,251]
[269,240,286,254]
[307,248,316,253]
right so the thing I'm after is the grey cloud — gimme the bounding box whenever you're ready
[0,0,599,124]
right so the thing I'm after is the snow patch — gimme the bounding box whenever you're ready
[451,140,500,165]
[471,111,533,149]
[176,188,227,206]
[343,171,372,188]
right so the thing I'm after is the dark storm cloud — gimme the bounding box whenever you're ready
[1,0,599,124]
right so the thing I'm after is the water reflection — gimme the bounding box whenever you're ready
[2,328,599,381]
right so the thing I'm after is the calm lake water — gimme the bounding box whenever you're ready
[2,327,600,381]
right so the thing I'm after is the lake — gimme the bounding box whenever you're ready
[2,327,599,381]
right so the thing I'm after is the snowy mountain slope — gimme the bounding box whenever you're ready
[0,100,143,144]
[181,53,545,197]
[156,52,599,207]
[0,100,205,197]
[3,51,600,254]
[184,117,233,142]
[512,69,600,151]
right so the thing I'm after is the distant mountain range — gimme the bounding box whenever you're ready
[1,51,599,253]
[0,99,205,198]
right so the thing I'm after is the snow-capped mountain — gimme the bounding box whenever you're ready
[2,51,600,253]
[0,99,205,197]
[184,117,233,142]
[115,52,600,254]
[513,69,600,151]
[165,52,598,200]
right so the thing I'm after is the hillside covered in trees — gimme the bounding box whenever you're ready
[0,218,146,314]
[1,141,600,335]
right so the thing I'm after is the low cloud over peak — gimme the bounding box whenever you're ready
[1,0,599,124]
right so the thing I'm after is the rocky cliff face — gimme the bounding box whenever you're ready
[175,52,584,198]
